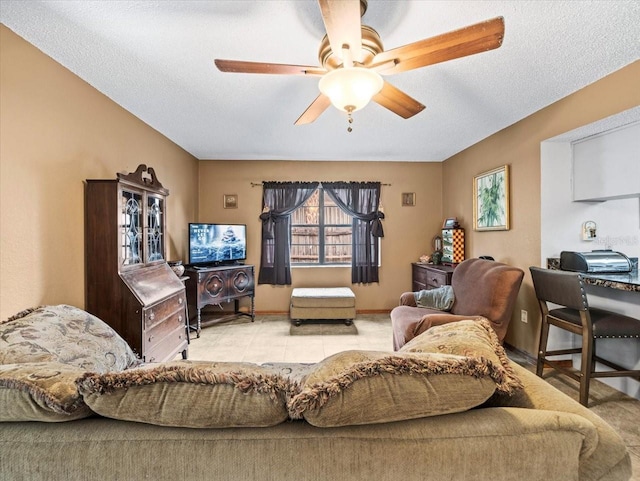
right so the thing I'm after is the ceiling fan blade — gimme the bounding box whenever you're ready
[372,81,426,119]
[372,17,505,75]
[295,94,332,125]
[318,0,363,63]
[215,59,326,76]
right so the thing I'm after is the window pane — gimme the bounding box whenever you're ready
[291,225,318,263]
[324,226,351,264]
[324,205,350,224]
[291,189,352,265]
[292,206,319,225]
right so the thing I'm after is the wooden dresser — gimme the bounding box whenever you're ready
[85,165,188,362]
[411,263,455,292]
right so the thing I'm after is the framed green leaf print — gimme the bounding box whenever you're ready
[473,165,510,231]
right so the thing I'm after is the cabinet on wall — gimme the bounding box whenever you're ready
[85,165,188,362]
[441,228,465,264]
[412,263,454,292]
[185,264,255,337]
[573,122,640,202]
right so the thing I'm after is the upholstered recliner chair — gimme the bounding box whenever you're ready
[391,258,524,350]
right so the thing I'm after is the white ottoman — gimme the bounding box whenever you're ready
[290,287,356,326]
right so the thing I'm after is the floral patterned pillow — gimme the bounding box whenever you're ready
[400,318,522,393]
[0,305,139,373]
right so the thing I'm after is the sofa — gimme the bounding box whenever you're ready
[0,305,631,481]
[391,258,525,350]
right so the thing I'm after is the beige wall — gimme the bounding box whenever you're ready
[0,25,199,320]
[442,60,640,355]
[198,160,442,313]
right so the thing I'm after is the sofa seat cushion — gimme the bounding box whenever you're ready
[0,305,139,373]
[77,360,293,428]
[0,362,92,422]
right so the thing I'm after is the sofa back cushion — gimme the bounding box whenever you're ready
[450,259,524,341]
[288,350,499,427]
[289,320,522,428]
[0,362,92,422]
[77,361,292,428]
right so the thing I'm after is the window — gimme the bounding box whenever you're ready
[290,188,352,265]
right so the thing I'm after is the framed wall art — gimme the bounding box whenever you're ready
[223,194,238,209]
[401,192,416,206]
[473,164,510,231]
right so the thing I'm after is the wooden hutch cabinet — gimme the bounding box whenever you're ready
[85,165,188,362]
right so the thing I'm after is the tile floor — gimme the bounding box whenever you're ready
[186,313,392,364]
[182,313,640,480]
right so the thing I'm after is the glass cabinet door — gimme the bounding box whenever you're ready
[146,194,165,262]
[120,189,144,267]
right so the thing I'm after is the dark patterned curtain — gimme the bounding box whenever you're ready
[323,182,384,284]
[258,181,319,285]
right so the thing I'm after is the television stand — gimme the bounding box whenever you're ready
[184,264,255,337]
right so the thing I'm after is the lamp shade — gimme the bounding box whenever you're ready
[318,67,383,112]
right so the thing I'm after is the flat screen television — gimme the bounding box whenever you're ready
[188,223,247,266]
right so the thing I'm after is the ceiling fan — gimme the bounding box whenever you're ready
[215,0,504,130]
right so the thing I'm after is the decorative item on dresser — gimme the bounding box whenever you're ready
[441,227,465,264]
[412,263,455,292]
[185,264,255,337]
[84,165,188,363]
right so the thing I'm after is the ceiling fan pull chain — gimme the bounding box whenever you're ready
[347,107,354,133]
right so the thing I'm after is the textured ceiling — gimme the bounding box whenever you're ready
[1,0,639,162]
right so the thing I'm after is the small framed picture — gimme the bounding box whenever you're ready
[223,194,238,209]
[442,217,458,229]
[401,192,416,206]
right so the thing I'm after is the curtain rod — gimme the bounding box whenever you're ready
[250,182,391,187]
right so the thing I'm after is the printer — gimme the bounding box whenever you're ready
[560,250,632,274]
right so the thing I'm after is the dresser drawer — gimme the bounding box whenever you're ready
[144,293,186,330]
[425,269,449,289]
[411,263,454,291]
[145,310,186,350]
[144,325,187,363]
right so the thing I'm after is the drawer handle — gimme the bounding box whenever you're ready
[149,312,155,321]
[178,315,183,323]
[148,336,154,343]
[178,298,183,305]
[148,357,156,363]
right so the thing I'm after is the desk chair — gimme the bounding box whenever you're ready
[529,266,640,406]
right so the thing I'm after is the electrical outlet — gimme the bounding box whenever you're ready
[521,309,528,323]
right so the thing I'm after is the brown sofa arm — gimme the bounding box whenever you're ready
[399,292,417,307]
[408,314,486,341]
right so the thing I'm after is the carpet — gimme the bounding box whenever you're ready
[289,321,358,336]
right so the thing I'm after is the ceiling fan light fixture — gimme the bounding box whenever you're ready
[318,67,383,113]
